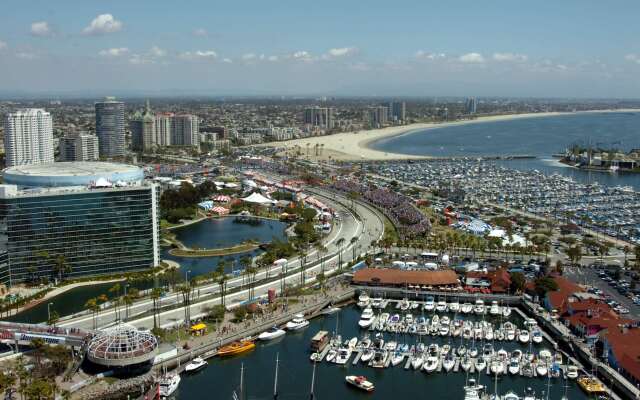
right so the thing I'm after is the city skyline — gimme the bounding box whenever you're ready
[1,1,640,98]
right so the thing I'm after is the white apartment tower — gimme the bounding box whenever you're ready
[4,108,55,167]
[59,133,100,161]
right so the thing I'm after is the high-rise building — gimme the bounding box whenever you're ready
[59,133,100,161]
[4,108,54,167]
[0,162,159,286]
[171,114,199,147]
[368,106,389,127]
[130,101,157,152]
[466,97,478,114]
[389,101,406,121]
[95,97,125,157]
[303,107,334,129]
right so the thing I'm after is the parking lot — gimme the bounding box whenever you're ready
[565,264,640,320]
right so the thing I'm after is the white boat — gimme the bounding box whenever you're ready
[424,297,435,311]
[475,358,487,372]
[463,379,485,400]
[506,328,516,341]
[508,359,520,375]
[518,330,530,344]
[371,297,383,308]
[422,356,438,373]
[503,391,520,400]
[348,337,358,349]
[357,293,371,308]
[531,330,543,344]
[436,300,448,312]
[449,300,460,312]
[399,298,411,311]
[334,347,353,364]
[184,357,208,373]
[565,364,579,379]
[473,299,485,315]
[158,374,180,398]
[536,360,548,377]
[391,352,404,366]
[322,306,341,315]
[489,301,501,315]
[443,355,455,372]
[502,306,512,318]
[326,349,337,362]
[490,360,505,375]
[469,347,479,358]
[461,302,473,314]
[345,375,375,392]
[310,352,322,362]
[460,356,472,371]
[286,314,310,331]
[259,326,286,341]
[360,349,375,363]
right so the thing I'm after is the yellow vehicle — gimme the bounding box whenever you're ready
[577,376,606,394]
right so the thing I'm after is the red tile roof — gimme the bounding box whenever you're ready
[605,327,640,382]
[547,276,584,312]
[353,268,459,287]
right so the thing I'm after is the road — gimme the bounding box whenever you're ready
[59,187,385,331]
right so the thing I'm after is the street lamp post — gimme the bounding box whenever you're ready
[47,302,54,324]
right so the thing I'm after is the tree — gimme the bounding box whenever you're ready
[316,272,326,294]
[566,245,583,266]
[84,298,99,329]
[635,246,640,270]
[53,254,71,282]
[316,244,328,274]
[47,310,59,327]
[350,236,359,261]
[150,288,165,329]
[217,274,228,307]
[534,276,558,298]
[336,237,346,271]
[179,285,192,325]
[555,260,564,275]
[510,272,526,294]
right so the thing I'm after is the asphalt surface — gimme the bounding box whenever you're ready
[59,187,385,331]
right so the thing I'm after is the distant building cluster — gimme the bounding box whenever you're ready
[130,101,200,152]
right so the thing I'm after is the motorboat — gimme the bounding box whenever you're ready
[474,357,487,372]
[461,302,473,314]
[159,373,180,398]
[411,352,425,370]
[370,350,388,368]
[422,355,438,373]
[384,340,397,352]
[399,298,411,311]
[474,299,485,315]
[259,326,286,341]
[460,356,472,371]
[322,306,341,315]
[357,293,371,308]
[506,327,516,341]
[531,330,543,344]
[348,337,358,349]
[440,344,451,356]
[463,379,485,400]
[490,359,505,375]
[508,359,520,375]
[371,297,383,308]
[391,351,404,366]
[310,352,322,362]
[518,330,530,344]
[439,325,450,336]
[217,340,255,357]
[489,301,501,315]
[565,364,579,379]
[286,314,310,331]
[457,345,467,356]
[449,300,460,313]
[326,349,338,362]
[502,391,520,400]
[184,357,208,373]
[361,348,375,363]
[469,347,479,358]
[482,344,494,361]
[424,296,435,311]
[577,376,606,395]
[523,387,539,400]
[502,306,512,318]
[535,360,548,377]
[443,354,455,372]
[436,300,448,312]
[334,347,353,364]
[345,375,375,392]
[538,349,552,362]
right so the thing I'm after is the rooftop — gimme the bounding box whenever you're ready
[353,268,459,287]
[4,161,139,177]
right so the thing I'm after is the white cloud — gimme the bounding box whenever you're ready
[459,52,485,63]
[83,14,123,35]
[267,55,279,62]
[192,28,208,37]
[325,47,358,58]
[222,58,233,64]
[16,52,38,60]
[180,50,218,60]
[128,54,149,65]
[348,62,371,71]
[556,64,568,71]
[625,54,640,64]
[0,40,7,50]
[30,21,53,37]
[414,50,446,60]
[99,47,129,57]
[242,53,257,61]
[292,50,313,62]
[492,52,528,62]
[149,46,167,58]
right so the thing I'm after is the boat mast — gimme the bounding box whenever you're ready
[273,353,279,399]
[309,360,317,400]
[240,363,244,400]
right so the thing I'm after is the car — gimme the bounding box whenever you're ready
[619,308,631,314]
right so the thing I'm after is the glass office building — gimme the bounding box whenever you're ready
[0,183,159,286]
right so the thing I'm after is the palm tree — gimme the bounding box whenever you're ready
[150,287,164,329]
[84,298,99,329]
[217,274,228,307]
[336,237,346,271]
[123,294,134,320]
[623,245,631,266]
[298,249,307,285]
[178,285,192,326]
[53,254,71,282]
[245,266,257,299]
[350,236,359,261]
[316,244,328,274]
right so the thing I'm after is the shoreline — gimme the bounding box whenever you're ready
[263,108,640,161]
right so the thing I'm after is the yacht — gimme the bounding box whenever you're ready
[361,348,375,363]
[489,301,501,315]
[531,330,543,344]
[436,300,448,312]
[461,302,473,314]
[358,308,376,328]
[502,391,521,400]
[449,300,460,313]
[463,379,485,400]
[422,355,439,373]
[411,352,425,370]
[508,359,521,375]
[490,359,505,375]
[460,356,472,371]
[473,299,485,315]
[357,293,371,308]
[565,364,579,379]
[334,347,353,365]
[518,330,530,344]
[424,296,436,311]
[286,314,310,331]
[502,306,512,318]
[158,374,180,398]
[443,354,456,372]
[371,297,384,309]
[475,357,487,372]
[259,326,286,341]
[345,375,375,392]
[184,357,208,373]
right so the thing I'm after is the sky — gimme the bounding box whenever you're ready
[1,0,640,98]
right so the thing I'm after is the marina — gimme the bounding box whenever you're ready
[367,159,640,244]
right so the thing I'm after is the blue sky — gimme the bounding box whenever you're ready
[1,0,639,97]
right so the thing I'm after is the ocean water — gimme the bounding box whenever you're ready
[370,112,640,189]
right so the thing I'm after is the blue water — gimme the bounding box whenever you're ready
[370,112,640,189]
[173,217,287,249]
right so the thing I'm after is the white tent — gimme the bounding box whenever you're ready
[94,177,112,188]
[241,192,276,205]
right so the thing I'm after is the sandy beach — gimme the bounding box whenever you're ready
[260,109,640,161]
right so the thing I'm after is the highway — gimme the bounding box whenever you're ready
[58,187,384,331]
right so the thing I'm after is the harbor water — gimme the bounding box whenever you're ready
[173,305,589,400]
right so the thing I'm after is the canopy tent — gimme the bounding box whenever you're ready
[198,200,214,210]
[241,192,276,205]
[190,323,207,331]
[213,195,231,202]
[211,206,230,215]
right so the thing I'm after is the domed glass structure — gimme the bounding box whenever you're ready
[86,324,158,367]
